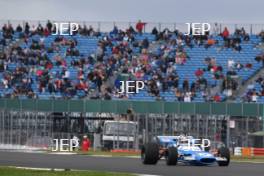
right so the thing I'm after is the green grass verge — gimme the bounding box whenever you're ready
[231,156,264,162]
[0,167,134,176]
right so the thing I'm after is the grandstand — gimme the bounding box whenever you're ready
[0,21,264,150]
[0,21,264,103]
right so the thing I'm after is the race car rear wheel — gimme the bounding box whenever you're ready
[141,142,159,165]
[217,147,230,166]
[165,147,178,165]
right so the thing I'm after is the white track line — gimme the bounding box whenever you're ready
[48,152,77,155]
[232,160,264,164]
[13,167,65,171]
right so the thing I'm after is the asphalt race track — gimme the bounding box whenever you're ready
[0,151,263,176]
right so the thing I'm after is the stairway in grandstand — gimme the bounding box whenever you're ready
[235,66,264,103]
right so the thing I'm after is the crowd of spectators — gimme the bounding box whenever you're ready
[0,20,263,102]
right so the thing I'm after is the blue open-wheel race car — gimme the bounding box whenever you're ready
[141,136,230,166]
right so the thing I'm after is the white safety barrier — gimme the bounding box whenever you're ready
[234,147,242,156]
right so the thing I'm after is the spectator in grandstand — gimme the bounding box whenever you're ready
[48,80,56,94]
[142,37,149,49]
[24,22,30,34]
[16,24,23,33]
[197,77,208,90]
[136,20,146,33]
[227,59,235,70]
[259,31,264,42]
[36,24,44,35]
[255,53,264,67]
[148,79,160,96]
[46,20,53,32]
[185,35,193,48]
[235,61,244,71]
[182,79,189,92]
[212,23,220,35]
[195,68,204,78]
[213,94,221,102]
[151,27,158,37]
[222,27,229,39]
[66,47,80,56]
[235,27,250,42]
[244,33,250,42]
[184,91,192,102]
[204,37,217,49]
[233,42,242,52]
[2,24,14,39]
[110,25,118,35]
[245,63,253,70]
[175,49,188,65]
[251,90,259,102]
[175,89,183,101]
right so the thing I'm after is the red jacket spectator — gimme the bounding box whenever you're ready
[55,79,62,89]
[112,46,119,54]
[211,65,218,73]
[76,81,88,91]
[245,63,252,69]
[214,94,221,102]
[195,68,204,77]
[222,27,229,38]
[44,28,50,37]
[36,69,43,77]
[136,20,146,33]
[46,62,53,69]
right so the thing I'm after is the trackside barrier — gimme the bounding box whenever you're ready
[110,149,140,154]
[253,148,264,156]
[239,147,264,156]
[241,147,252,157]
[234,147,242,156]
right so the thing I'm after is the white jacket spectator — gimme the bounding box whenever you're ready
[228,59,235,70]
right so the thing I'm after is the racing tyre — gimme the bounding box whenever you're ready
[141,142,159,165]
[165,147,178,165]
[217,147,230,166]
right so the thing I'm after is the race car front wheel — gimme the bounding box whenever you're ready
[141,142,159,165]
[165,147,178,165]
[217,147,230,166]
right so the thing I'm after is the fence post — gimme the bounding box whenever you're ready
[250,24,253,35]
[226,116,230,148]
[83,99,86,114]
[18,100,22,146]
[246,117,249,147]
[145,114,148,143]
[205,115,208,138]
